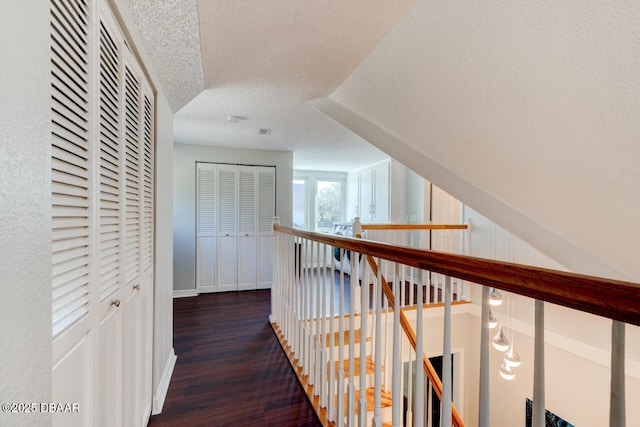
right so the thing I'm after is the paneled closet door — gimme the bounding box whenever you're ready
[237,167,257,290]
[257,167,275,289]
[196,162,218,293]
[218,165,238,292]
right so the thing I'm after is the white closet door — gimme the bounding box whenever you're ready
[217,165,238,291]
[95,9,124,427]
[257,167,275,289]
[359,169,373,221]
[121,50,143,427]
[50,0,94,424]
[372,161,390,222]
[196,163,218,293]
[237,167,257,290]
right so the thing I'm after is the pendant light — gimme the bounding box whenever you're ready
[499,361,516,380]
[504,342,521,367]
[489,288,503,306]
[488,309,498,329]
[492,324,510,351]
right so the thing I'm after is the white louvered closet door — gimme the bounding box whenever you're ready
[95,8,123,427]
[122,49,145,427]
[217,165,238,292]
[257,167,276,289]
[237,167,257,291]
[196,163,218,292]
[51,0,155,426]
[50,0,94,425]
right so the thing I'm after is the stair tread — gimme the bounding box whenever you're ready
[331,355,382,378]
[324,329,370,346]
[338,387,393,415]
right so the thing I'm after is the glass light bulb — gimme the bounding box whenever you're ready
[499,361,516,380]
[504,342,521,367]
[488,309,498,329]
[492,325,510,352]
[489,288,503,306]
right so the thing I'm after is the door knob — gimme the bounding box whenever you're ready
[111,299,120,308]
[133,284,141,291]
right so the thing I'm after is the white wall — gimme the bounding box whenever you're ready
[324,0,640,283]
[173,143,293,292]
[0,3,52,426]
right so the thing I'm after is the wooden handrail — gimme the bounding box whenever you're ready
[275,224,640,327]
[365,253,464,427]
[361,223,468,231]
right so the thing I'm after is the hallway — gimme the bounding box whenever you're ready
[148,290,321,427]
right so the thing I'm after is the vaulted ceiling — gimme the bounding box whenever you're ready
[125,0,415,171]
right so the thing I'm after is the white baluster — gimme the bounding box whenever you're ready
[610,320,626,427]
[406,347,413,427]
[328,244,336,422]
[392,265,402,427]
[358,252,367,427]
[319,242,327,407]
[315,241,322,397]
[309,240,316,389]
[442,275,452,427]
[414,266,424,427]
[373,258,383,427]
[348,247,356,427]
[533,300,545,427]
[337,248,346,427]
[478,286,490,427]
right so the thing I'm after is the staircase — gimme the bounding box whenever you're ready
[272,317,394,427]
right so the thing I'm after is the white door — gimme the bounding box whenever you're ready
[196,163,218,293]
[218,165,238,291]
[238,167,257,290]
[372,161,390,222]
[359,169,373,221]
[346,172,359,220]
[257,167,275,289]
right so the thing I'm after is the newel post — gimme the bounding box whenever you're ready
[353,216,362,237]
[270,216,280,323]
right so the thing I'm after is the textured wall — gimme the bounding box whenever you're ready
[172,143,293,292]
[331,0,640,282]
[0,2,53,426]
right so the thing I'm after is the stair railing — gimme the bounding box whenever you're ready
[270,218,640,427]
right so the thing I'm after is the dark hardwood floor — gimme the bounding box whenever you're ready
[147,289,322,427]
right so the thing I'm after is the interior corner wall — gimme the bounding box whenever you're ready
[0,2,53,426]
[172,143,293,292]
[152,92,175,409]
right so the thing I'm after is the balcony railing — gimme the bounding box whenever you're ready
[269,217,640,427]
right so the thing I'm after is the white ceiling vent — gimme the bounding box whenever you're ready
[258,128,272,135]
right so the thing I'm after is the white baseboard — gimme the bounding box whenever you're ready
[173,289,198,298]
[152,348,177,415]
[197,285,217,293]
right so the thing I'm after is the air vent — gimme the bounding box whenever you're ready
[258,128,271,135]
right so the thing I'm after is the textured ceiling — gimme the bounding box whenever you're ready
[127,0,415,171]
[124,0,204,112]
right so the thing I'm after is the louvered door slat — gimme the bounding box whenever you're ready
[99,14,122,301]
[197,165,217,235]
[124,60,141,285]
[238,169,256,234]
[218,168,237,234]
[51,0,90,339]
[258,168,275,233]
[141,90,154,271]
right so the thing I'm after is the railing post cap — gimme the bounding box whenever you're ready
[353,217,362,236]
[272,216,280,230]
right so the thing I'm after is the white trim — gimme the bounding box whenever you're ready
[467,304,640,379]
[197,285,217,294]
[152,348,177,415]
[173,289,198,298]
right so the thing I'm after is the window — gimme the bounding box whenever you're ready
[315,180,343,232]
[292,179,307,228]
[292,172,346,232]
